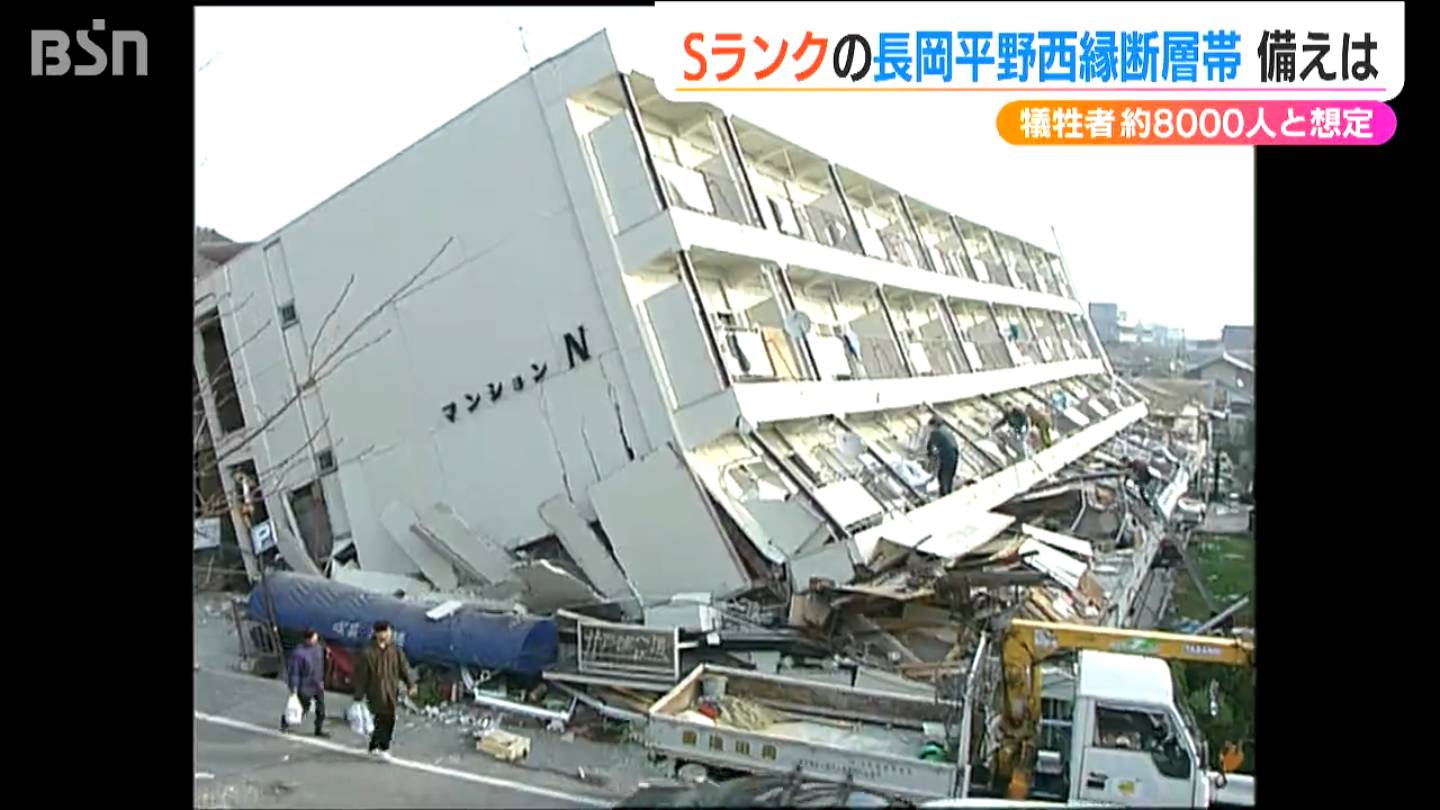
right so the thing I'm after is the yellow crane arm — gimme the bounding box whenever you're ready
[996,620,1254,799]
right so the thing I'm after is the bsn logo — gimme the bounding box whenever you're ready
[31,19,148,76]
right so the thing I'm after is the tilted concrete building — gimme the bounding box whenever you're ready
[192,31,1149,606]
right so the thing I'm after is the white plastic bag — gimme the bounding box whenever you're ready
[284,694,304,726]
[347,700,375,737]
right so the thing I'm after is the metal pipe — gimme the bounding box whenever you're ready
[549,682,646,724]
[1197,596,1251,634]
[958,632,989,799]
[471,691,576,724]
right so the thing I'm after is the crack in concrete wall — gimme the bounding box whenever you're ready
[536,386,576,503]
[578,420,604,485]
[598,359,637,461]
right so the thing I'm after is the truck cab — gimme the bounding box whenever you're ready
[1063,651,1222,808]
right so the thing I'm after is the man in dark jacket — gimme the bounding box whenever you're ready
[353,621,415,758]
[282,628,329,737]
[992,405,1032,458]
[925,416,960,496]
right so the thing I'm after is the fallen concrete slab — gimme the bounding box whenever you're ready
[413,503,515,585]
[743,499,827,559]
[539,496,634,603]
[512,559,603,614]
[644,595,720,632]
[333,565,434,596]
[380,502,460,591]
[789,541,857,591]
[590,446,751,602]
[273,502,323,577]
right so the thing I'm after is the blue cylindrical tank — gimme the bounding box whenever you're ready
[248,572,557,674]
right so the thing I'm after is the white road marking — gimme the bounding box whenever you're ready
[194,711,612,807]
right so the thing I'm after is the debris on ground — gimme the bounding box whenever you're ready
[216,383,1228,800]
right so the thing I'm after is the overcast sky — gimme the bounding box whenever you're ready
[196,5,1254,338]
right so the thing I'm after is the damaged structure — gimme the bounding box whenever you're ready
[200,31,1232,798]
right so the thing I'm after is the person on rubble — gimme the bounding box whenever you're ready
[1025,404,1053,450]
[282,628,330,737]
[925,415,960,497]
[992,404,1031,458]
[352,620,416,760]
[1125,457,1156,507]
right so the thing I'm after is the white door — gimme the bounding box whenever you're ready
[1076,704,1197,808]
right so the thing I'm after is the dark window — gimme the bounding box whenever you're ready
[198,309,246,433]
[1094,705,1191,781]
[279,301,299,328]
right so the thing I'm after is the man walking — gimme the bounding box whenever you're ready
[352,621,416,759]
[926,415,961,497]
[282,628,329,737]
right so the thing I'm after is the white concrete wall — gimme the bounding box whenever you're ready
[214,40,675,574]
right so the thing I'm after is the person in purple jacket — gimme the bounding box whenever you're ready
[281,628,330,737]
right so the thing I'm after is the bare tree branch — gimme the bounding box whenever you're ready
[315,329,392,385]
[209,237,452,467]
[311,237,453,376]
[307,275,355,378]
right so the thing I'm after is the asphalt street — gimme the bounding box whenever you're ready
[194,665,619,809]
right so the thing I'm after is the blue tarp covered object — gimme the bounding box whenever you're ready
[249,572,557,675]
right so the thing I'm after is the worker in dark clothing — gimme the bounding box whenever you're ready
[1125,457,1157,507]
[353,621,416,759]
[282,628,329,737]
[926,416,960,497]
[992,405,1032,458]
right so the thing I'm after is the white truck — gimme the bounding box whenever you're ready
[641,640,1253,807]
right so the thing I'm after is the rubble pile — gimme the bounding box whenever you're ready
[233,379,1215,789]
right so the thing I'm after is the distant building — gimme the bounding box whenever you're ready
[1221,325,1254,352]
[1184,353,1254,448]
[1090,303,1121,343]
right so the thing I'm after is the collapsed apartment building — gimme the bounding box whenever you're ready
[195,31,1210,712]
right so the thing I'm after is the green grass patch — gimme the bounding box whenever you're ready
[1171,533,1254,623]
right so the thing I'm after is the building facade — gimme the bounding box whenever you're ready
[193,32,1149,602]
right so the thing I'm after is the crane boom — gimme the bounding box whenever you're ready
[996,619,1254,799]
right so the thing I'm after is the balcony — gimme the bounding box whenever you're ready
[907,197,976,281]
[952,216,1013,287]
[784,267,894,382]
[833,166,928,271]
[995,232,1045,293]
[883,288,969,377]
[730,119,861,255]
[686,249,812,383]
[948,299,1014,371]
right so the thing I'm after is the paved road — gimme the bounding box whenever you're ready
[194,666,619,809]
